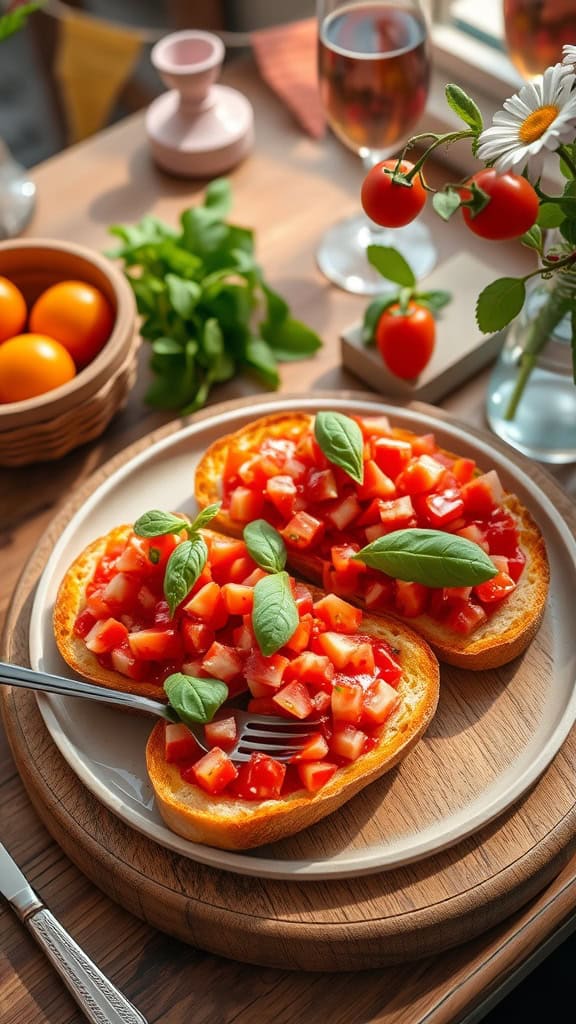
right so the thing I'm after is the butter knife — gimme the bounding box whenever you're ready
[0,842,148,1024]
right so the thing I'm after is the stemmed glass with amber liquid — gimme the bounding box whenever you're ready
[316,0,436,294]
[503,0,576,79]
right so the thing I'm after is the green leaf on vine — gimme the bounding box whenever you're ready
[476,278,526,333]
[445,84,483,132]
[432,190,461,221]
[366,246,415,287]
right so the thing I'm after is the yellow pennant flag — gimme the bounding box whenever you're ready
[55,9,143,144]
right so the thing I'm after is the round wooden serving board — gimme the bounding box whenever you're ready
[2,394,576,972]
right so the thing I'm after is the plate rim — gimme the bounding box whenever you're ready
[28,394,576,880]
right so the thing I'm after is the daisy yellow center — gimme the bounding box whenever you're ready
[519,105,559,143]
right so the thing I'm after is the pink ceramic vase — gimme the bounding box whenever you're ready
[146,30,254,178]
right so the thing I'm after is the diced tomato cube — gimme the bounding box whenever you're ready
[315,632,362,670]
[154,600,171,625]
[110,644,149,680]
[101,572,140,612]
[238,454,277,487]
[474,571,516,604]
[311,690,332,714]
[241,567,268,587]
[284,651,335,690]
[247,695,291,717]
[203,714,238,751]
[455,523,490,552]
[331,678,364,723]
[330,724,367,761]
[232,622,256,651]
[231,752,286,801]
[451,457,476,484]
[486,512,521,558]
[184,582,228,629]
[297,761,338,792]
[206,533,247,569]
[221,582,254,616]
[273,680,314,719]
[280,511,324,550]
[364,524,389,543]
[355,414,392,439]
[424,489,465,528]
[372,640,403,684]
[181,620,215,655]
[363,579,394,612]
[394,580,428,617]
[289,732,330,762]
[245,651,289,694]
[284,613,313,653]
[266,475,298,519]
[84,617,129,654]
[201,641,243,682]
[306,467,338,503]
[331,543,365,574]
[396,455,446,495]
[444,599,488,635]
[164,722,202,763]
[362,678,401,726]
[128,627,183,661]
[293,582,314,615]
[74,608,97,638]
[296,430,328,467]
[228,486,265,523]
[226,555,258,583]
[186,747,238,795]
[313,593,363,632]
[372,437,412,478]
[325,494,361,531]
[357,460,396,501]
[461,470,504,518]
[137,584,157,613]
[378,495,416,527]
[85,589,112,619]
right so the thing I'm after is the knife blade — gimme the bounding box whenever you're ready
[0,842,148,1024]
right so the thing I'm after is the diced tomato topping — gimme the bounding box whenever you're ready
[244,651,289,694]
[424,489,465,528]
[410,432,437,456]
[185,747,238,795]
[201,641,243,683]
[362,678,401,726]
[280,511,324,550]
[74,608,97,638]
[325,494,361,531]
[451,457,476,484]
[363,579,394,612]
[306,467,338,503]
[266,475,299,518]
[330,725,367,761]
[165,722,202,763]
[396,455,446,495]
[461,470,504,518]
[110,644,149,681]
[229,486,265,523]
[128,627,183,661]
[378,495,416,527]
[290,732,330,762]
[284,613,313,653]
[273,680,314,719]
[84,617,129,654]
[293,582,314,615]
[181,620,215,656]
[315,632,368,671]
[221,582,254,616]
[331,678,364,723]
[284,651,335,690]
[372,436,412,478]
[357,460,396,501]
[297,761,338,792]
[231,753,286,801]
[203,714,238,751]
[444,599,488,635]
[313,593,363,632]
[184,581,228,629]
[394,580,428,618]
[474,570,516,604]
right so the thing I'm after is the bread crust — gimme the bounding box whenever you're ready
[146,609,439,850]
[194,412,550,670]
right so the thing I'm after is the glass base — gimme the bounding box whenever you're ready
[486,365,576,465]
[316,212,437,295]
[0,148,36,241]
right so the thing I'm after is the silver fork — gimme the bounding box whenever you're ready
[0,661,319,763]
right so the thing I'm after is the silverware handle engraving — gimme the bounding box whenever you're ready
[25,907,148,1024]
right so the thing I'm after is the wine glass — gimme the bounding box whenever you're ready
[316,0,437,295]
[503,0,576,80]
[0,137,36,241]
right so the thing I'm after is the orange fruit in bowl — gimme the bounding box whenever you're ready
[0,276,27,343]
[0,333,77,403]
[29,279,115,368]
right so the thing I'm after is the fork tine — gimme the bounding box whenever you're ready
[243,726,315,740]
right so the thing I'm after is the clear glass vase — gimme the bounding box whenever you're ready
[0,137,36,240]
[486,275,576,464]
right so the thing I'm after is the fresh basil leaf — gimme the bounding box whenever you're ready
[152,336,186,357]
[203,177,233,219]
[164,536,208,616]
[476,277,526,333]
[164,673,228,726]
[188,502,222,533]
[244,520,287,573]
[432,190,461,221]
[244,336,280,388]
[134,510,189,538]
[261,317,322,361]
[367,245,416,287]
[262,282,289,326]
[314,411,364,484]
[354,529,497,587]
[445,84,483,132]
[166,274,201,319]
[252,571,299,657]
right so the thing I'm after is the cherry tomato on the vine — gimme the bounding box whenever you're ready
[376,301,435,380]
[459,169,539,240]
[361,160,427,228]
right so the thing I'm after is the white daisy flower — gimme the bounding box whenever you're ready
[477,62,576,180]
[561,44,576,73]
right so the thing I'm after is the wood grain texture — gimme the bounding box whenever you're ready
[2,394,576,972]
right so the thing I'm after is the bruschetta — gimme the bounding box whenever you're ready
[194,411,550,670]
[54,521,439,849]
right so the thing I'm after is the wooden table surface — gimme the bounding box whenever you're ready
[2,56,576,1024]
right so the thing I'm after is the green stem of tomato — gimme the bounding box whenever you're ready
[401,130,477,184]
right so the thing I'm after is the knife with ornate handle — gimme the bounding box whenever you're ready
[0,842,148,1024]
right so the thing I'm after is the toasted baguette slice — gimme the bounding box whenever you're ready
[53,524,169,701]
[146,611,439,851]
[194,412,550,671]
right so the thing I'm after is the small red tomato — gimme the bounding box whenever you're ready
[376,302,435,380]
[361,160,427,228]
[459,169,539,240]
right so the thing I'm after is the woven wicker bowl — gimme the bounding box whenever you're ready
[0,238,139,467]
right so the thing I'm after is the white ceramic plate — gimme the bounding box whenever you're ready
[29,397,576,880]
